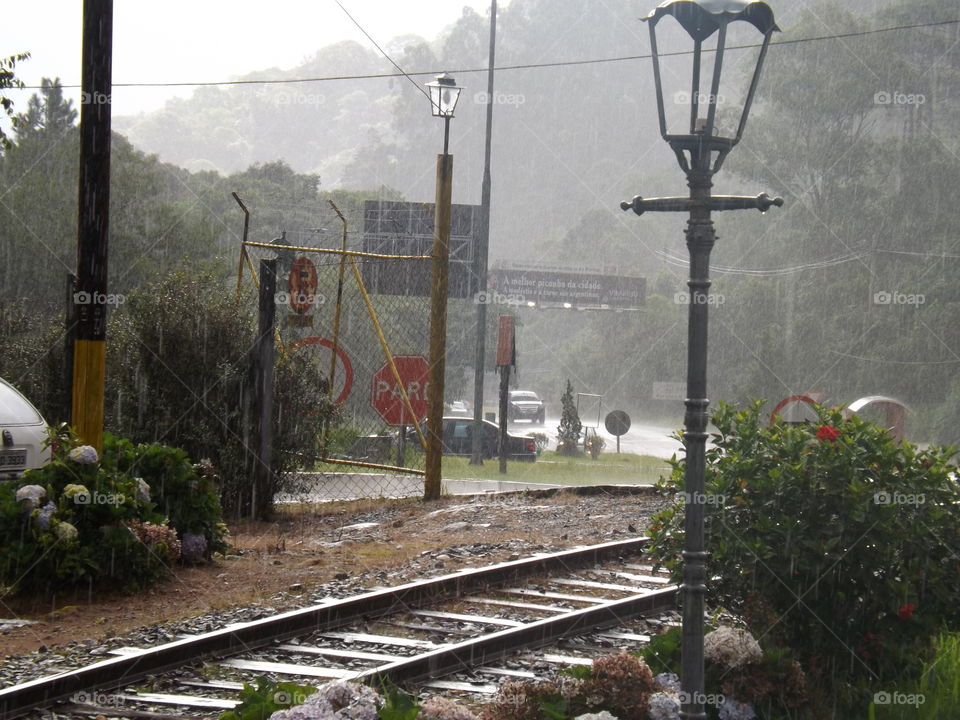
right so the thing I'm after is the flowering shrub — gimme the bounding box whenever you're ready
[646,401,960,700]
[479,652,657,720]
[641,624,810,719]
[101,434,228,559]
[0,427,228,594]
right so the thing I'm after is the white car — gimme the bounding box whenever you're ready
[0,377,51,479]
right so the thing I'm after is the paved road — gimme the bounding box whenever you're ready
[510,415,683,460]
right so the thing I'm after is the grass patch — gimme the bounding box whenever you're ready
[440,451,669,486]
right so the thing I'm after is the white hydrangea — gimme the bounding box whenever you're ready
[574,713,620,720]
[68,445,99,465]
[704,627,763,670]
[718,697,757,720]
[15,485,45,509]
[653,672,681,692]
[55,522,79,542]
[269,681,381,720]
[647,692,681,720]
[136,478,150,502]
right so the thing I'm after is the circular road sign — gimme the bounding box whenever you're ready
[371,355,430,426]
[287,336,354,406]
[604,410,632,437]
[288,256,319,314]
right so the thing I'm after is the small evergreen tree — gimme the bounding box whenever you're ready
[556,379,582,456]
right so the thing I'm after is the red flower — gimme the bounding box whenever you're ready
[898,603,916,620]
[816,425,841,442]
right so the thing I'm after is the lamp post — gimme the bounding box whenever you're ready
[620,2,780,718]
[424,74,462,501]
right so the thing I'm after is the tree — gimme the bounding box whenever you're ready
[0,52,29,151]
[556,379,582,456]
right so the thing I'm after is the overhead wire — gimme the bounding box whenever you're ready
[13,18,960,92]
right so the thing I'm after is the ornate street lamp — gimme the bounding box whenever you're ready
[424,74,462,500]
[425,74,462,153]
[620,3,781,718]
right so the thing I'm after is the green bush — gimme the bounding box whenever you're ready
[0,427,227,594]
[101,433,228,561]
[647,401,960,700]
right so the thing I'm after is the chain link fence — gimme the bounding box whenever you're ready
[238,202,448,502]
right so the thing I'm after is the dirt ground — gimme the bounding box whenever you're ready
[0,488,667,660]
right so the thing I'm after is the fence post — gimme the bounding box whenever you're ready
[252,259,277,520]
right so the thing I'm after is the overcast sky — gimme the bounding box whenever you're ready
[2,1,501,118]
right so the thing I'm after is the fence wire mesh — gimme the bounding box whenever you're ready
[239,203,446,502]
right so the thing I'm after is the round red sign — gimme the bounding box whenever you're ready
[288,256,318,314]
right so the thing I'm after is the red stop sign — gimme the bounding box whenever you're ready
[370,356,430,425]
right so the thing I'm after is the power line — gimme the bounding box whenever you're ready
[13,18,960,92]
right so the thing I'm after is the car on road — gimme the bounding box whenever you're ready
[507,390,545,425]
[408,417,538,461]
[0,377,51,480]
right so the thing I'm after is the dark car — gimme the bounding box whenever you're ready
[409,417,537,461]
[507,390,545,424]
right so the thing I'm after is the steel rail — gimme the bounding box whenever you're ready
[356,584,678,687]
[0,537,651,719]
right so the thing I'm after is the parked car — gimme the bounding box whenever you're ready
[409,417,537,461]
[507,390,545,424]
[0,377,51,480]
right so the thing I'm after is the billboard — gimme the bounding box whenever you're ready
[361,200,480,299]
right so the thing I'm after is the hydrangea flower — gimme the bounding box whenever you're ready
[704,627,763,669]
[68,445,99,464]
[135,478,150,502]
[269,680,380,719]
[574,713,620,720]
[718,697,756,720]
[36,501,56,530]
[653,672,681,692]
[180,533,208,563]
[647,692,681,720]
[63,484,90,502]
[55,522,79,542]
[15,485,45,510]
[419,696,480,720]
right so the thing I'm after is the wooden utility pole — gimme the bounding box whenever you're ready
[424,149,454,500]
[71,0,113,451]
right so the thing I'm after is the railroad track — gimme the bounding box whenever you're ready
[0,537,677,719]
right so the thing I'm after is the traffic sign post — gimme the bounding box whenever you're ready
[604,410,632,454]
